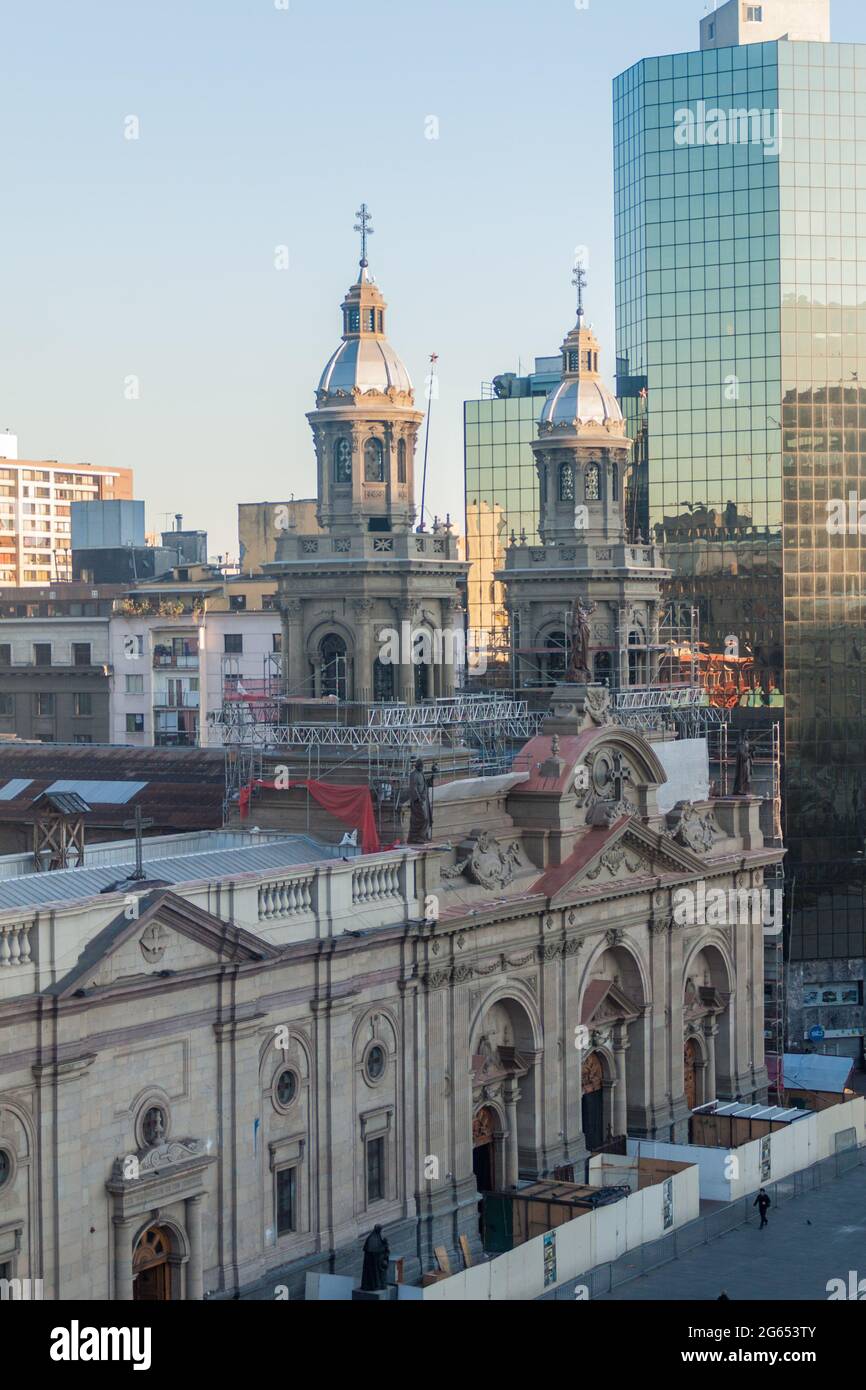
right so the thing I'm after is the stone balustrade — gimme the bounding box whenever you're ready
[0,920,33,968]
[0,847,433,1001]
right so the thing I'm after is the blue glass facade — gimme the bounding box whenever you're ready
[615,39,866,962]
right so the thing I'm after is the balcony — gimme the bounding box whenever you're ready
[153,693,200,709]
[152,654,199,670]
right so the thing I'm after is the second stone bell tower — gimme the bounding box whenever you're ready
[500,263,669,693]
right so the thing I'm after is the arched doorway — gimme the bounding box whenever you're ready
[582,1051,605,1151]
[684,1038,700,1112]
[133,1225,172,1302]
[472,1105,497,1196]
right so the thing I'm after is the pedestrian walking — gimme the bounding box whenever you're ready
[753,1187,771,1229]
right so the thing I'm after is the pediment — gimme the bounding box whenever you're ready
[581,977,641,1026]
[542,817,708,906]
[51,890,278,999]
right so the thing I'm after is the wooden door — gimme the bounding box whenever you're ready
[581,1052,605,1152]
[133,1226,172,1302]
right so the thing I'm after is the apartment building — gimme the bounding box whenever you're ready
[0,584,122,742]
[109,569,281,747]
[0,432,133,585]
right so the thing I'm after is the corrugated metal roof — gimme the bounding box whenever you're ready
[44,780,147,805]
[33,791,92,815]
[0,835,337,913]
[0,779,33,801]
[783,1052,854,1094]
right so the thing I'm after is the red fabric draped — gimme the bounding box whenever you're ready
[238,778,380,855]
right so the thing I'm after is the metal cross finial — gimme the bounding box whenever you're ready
[354,203,374,267]
[572,262,587,320]
[123,804,155,881]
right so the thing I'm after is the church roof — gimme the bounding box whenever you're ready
[316,207,413,399]
[539,374,622,428]
[0,833,335,913]
[318,334,412,395]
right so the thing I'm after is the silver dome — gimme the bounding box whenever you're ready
[318,337,413,395]
[539,376,623,428]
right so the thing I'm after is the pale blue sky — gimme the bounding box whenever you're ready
[1,0,863,558]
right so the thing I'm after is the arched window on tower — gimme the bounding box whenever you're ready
[397,438,407,483]
[334,437,352,484]
[373,657,394,703]
[559,463,575,502]
[594,651,612,686]
[585,463,600,501]
[611,462,618,502]
[543,630,567,685]
[364,438,384,483]
[320,633,348,700]
[628,629,647,687]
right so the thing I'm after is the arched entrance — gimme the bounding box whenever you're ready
[472,1105,498,1196]
[133,1225,172,1302]
[684,1038,700,1112]
[581,1051,605,1151]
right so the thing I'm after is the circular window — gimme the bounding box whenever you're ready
[0,1148,11,1190]
[365,1044,387,1083]
[275,1068,298,1108]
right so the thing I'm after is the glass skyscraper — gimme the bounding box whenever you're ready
[464,360,559,680]
[614,33,866,982]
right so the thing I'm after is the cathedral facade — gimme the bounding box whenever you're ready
[0,707,777,1299]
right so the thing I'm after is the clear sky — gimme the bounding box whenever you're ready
[1,0,864,559]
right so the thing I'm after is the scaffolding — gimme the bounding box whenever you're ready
[709,719,786,1101]
[212,659,545,823]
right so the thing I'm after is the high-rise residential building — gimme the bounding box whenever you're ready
[613,0,866,1050]
[0,435,133,586]
[464,358,560,679]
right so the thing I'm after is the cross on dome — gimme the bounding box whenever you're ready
[354,202,374,271]
[572,262,587,324]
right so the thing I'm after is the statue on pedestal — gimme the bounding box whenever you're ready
[567,597,596,683]
[407,759,436,844]
[733,733,753,796]
[360,1225,390,1292]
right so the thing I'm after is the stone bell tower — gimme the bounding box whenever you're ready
[269,207,466,707]
[500,264,669,693]
[309,203,423,537]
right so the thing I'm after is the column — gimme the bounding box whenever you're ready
[503,1079,521,1187]
[185,1194,203,1300]
[113,1217,133,1301]
[617,605,629,690]
[281,599,305,699]
[648,601,661,684]
[398,606,414,704]
[703,1021,718,1102]
[613,1026,629,1138]
[280,606,291,696]
[352,598,375,703]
